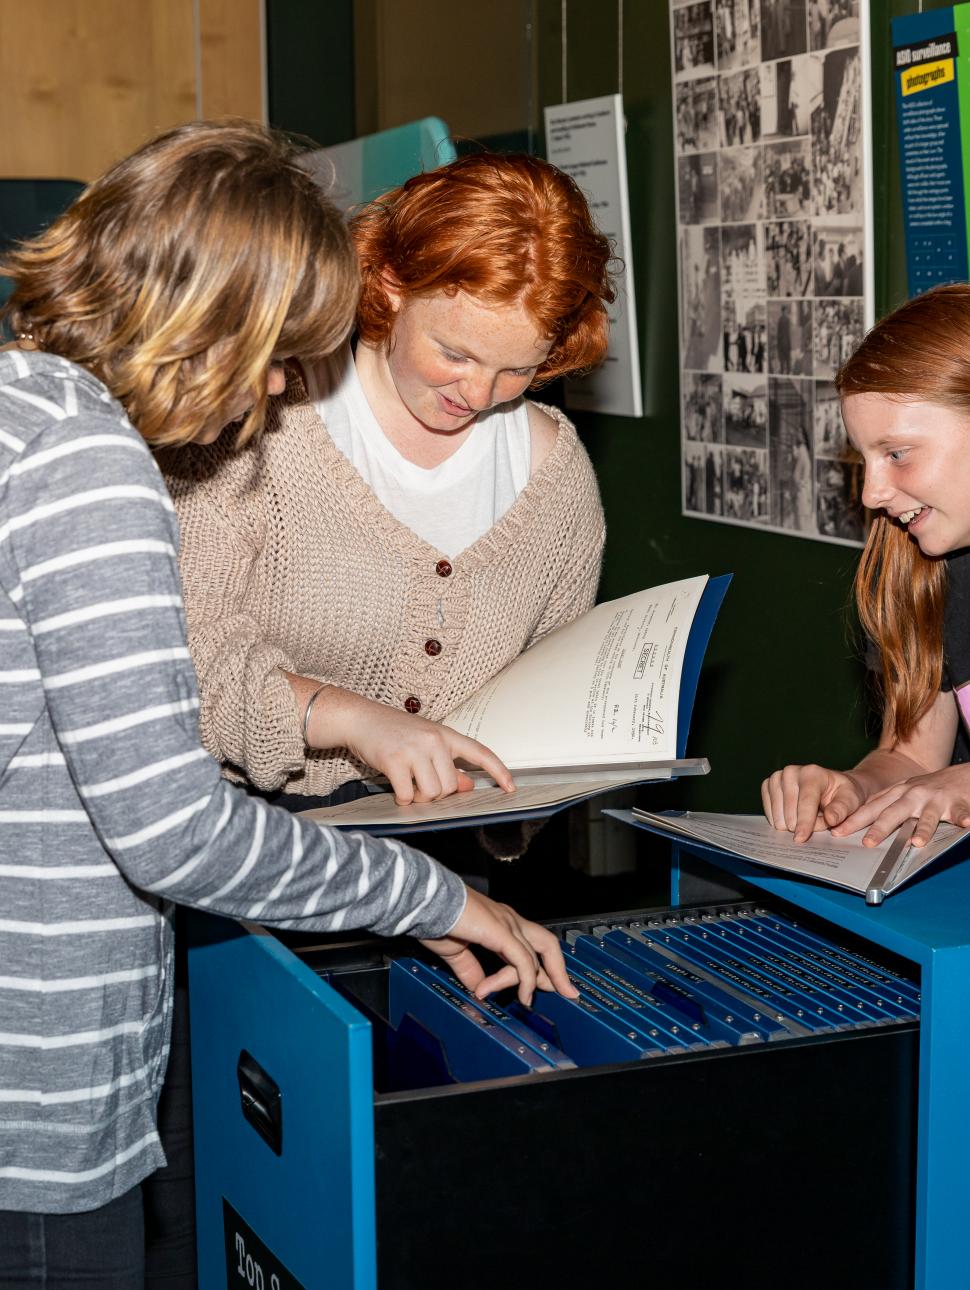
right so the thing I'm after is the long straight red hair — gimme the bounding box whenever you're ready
[836,284,970,739]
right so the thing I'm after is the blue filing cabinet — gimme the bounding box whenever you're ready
[188,916,377,1289]
[188,896,918,1290]
[609,809,970,1290]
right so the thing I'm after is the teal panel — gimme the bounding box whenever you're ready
[357,117,455,200]
[304,118,456,212]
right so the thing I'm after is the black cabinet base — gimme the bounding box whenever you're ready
[374,1026,916,1289]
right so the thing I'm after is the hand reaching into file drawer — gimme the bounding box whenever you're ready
[420,888,580,1007]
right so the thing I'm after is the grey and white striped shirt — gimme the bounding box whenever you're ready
[0,350,465,1214]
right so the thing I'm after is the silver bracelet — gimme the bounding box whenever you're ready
[301,684,328,746]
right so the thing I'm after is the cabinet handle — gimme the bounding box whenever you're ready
[237,1049,283,1156]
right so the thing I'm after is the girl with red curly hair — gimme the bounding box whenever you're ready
[167,152,616,812]
[762,282,970,852]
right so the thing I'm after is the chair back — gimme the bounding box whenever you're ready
[0,177,85,316]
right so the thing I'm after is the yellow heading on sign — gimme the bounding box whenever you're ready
[901,58,954,96]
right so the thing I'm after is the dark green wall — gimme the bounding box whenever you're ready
[266,0,946,812]
[266,0,356,147]
[528,0,943,812]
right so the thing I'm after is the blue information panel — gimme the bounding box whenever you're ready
[893,7,970,294]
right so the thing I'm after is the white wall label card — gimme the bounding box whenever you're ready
[544,93,643,418]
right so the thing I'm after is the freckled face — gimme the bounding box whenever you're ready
[843,392,970,556]
[382,289,552,434]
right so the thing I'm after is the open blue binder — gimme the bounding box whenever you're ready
[676,572,729,759]
[344,574,731,836]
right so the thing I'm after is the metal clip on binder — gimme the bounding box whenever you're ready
[865,818,918,906]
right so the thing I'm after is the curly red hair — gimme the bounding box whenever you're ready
[350,152,617,386]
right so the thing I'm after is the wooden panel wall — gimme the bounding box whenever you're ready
[354,0,535,141]
[199,0,265,123]
[0,0,264,182]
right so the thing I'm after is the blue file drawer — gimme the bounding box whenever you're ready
[188,902,917,1290]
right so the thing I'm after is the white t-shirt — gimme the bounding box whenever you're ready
[304,347,531,559]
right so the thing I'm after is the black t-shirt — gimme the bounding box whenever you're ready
[862,550,970,763]
[944,549,970,688]
[944,550,970,763]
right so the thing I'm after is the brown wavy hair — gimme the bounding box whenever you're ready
[1,120,358,446]
[836,284,970,739]
[350,152,617,385]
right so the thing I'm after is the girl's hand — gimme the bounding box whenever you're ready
[420,887,579,1006]
[761,763,868,843]
[303,683,515,805]
[831,764,970,847]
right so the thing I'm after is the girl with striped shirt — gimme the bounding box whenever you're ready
[0,120,573,1288]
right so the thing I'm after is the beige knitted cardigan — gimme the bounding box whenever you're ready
[162,379,605,795]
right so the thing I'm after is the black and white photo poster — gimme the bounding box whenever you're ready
[671,0,873,544]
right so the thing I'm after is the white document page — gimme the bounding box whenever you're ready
[635,810,969,894]
[444,576,708,770]
[301,774,667,830]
